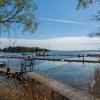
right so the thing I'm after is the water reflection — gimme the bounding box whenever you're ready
[33,60,100,91]
[0,57,100,92]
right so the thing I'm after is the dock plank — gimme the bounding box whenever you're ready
[27,72,97,100]
[0,68,15,74]
[33,57,100,63]
[1,56,100,63]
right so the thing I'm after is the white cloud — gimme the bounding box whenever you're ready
[0,36,100,50]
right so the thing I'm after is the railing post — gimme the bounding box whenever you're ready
[7,67,10,73]
[51,90,54,100]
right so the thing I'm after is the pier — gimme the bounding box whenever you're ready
[1,55,100,63]
[27,71,96,100]
[0,68,24,80]
[32,57,100,63]
[0,68,15,74]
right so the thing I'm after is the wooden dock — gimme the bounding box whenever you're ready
[27,71,97,100]
[0,68,15,74]
[32,57,100,63]
[1,56,100,63]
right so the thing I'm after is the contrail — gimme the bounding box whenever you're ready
[39,17,100,27]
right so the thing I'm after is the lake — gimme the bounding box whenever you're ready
[0,51,100,90]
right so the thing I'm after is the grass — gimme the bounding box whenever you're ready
[0,78,69,100]
[0,79,53,100]
[90,67,100,99]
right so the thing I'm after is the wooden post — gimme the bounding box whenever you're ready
[51,90,54,100]
[7,68,10,73]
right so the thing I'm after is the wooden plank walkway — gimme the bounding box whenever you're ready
[0,68,15,74]
[1,56,100,63]
[27,72,97,100]
[26,57,100,63]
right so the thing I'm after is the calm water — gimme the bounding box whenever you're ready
[49,50,100,56]
[0,51,100,90]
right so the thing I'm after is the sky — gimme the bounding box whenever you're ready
[1,37,100,50]
[1,0,100,50]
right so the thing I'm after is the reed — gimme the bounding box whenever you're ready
[0,78,69,100]
[90,67,100,99]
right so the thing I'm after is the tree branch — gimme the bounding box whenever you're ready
[0,7,24,23]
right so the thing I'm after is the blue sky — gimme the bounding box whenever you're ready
[34,0,100,39]
[1,0,100,50]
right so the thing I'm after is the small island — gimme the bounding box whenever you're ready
[0,46,49,52]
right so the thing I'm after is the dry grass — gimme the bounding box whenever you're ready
[90,67,100,99]
[0,78,70,100]
[0,79,53,100]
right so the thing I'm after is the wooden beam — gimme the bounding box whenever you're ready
[27,72,98,100]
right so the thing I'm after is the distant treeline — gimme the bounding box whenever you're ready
[0,46,49,52]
